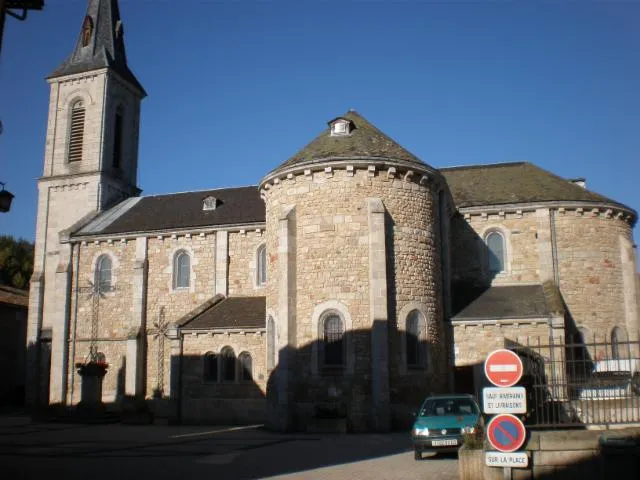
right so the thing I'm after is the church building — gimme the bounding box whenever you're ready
[26,0,638,431]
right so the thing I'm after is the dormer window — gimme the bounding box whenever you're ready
[329,118,353,136]
[81,16,94,47]
[203,196,218,211]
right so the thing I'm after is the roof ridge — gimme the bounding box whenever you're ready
[439,161,527,172]
[141,185,258,199]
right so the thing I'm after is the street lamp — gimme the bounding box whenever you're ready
[0,182,14,212]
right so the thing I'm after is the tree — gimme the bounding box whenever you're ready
[0,235,34,290]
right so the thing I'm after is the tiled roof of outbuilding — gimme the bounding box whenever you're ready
[178,296,265,330]
[269,110,431,174]
[0,285,29,308]
[74,186,264,236]
[440,162,631,211]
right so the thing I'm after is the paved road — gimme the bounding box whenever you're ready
[0,416,458,480]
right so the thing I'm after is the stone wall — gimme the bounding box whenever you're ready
[62,226,271,405]
[228,230,266,297]
[453,321,552,367]
[180,330,267,423]
[451,211,541,287]
[66,239,136,404]
[263,166,448,431]
[554,213,637,341]
[459,428,640,480]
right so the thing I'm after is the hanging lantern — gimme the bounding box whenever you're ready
[0,183,14,212]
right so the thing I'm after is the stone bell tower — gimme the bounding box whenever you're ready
[26,0,145,405]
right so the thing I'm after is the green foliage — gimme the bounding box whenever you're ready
[0,235,34,289]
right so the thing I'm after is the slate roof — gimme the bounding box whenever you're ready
[452,283,564,321]
[74,186,264,236]
[48,0,145,95]
[441,162,631,210]
[0,285,29,308]
[269,110,431,174]
[178,296,266,330]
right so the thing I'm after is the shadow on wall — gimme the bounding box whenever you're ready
[264,326,448,433]
[449,211,504,312]
[25,329,441,433]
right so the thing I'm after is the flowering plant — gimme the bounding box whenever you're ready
[75,360,109,376]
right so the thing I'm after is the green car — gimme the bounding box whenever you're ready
[411,394,481,460]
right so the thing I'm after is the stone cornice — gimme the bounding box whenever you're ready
[179,328,265,336]
[259,157,443,191]
[67,222,266,244]
[451,316,552,327]
[47,67,109,84]
[458,200,637,226]
[38,170,142,194]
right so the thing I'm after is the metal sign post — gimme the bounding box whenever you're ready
[483,349,529,478]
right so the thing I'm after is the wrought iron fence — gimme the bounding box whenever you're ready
[508,334,640,429]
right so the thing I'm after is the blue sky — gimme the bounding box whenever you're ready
[1,0,639,246]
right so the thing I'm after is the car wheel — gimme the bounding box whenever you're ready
[414,449,421,460]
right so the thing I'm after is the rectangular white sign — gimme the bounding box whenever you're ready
[483,386,527,414]
[485,452,529,468]
[488,364,518,372]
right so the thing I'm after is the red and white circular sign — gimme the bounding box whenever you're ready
[486,414,527,453]
[484,349,523,388]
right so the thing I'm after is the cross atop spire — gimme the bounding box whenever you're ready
[49,0,145,96]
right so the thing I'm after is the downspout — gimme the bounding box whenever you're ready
[177,329,183,424]
[550,209,560,285]
[68,241,81,404]
[548,209,560,401]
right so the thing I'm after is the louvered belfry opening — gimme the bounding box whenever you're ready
[68,101,86,162]
[113,107,124,169]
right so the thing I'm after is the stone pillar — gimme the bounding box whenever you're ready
[49,242,73,404]
[25,272,45,406]
[215,230,228,296]
[167,326,182,424]
[548,315,567,400]
[368,198,390,431]
[275,205,296,431]
[619,235,639,341]
[126,236,148,397]
[536,208,555,283]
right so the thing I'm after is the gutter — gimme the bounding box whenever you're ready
[69,221,266,243]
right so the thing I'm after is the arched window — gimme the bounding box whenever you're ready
[203,352,218,382]
[611,327,623,360]
[173,250,190,289]
[238,352,252,381]
[267,316,276,371]
[406,309,427,367]
[321,312,344,369]
[220,347,236,383]
[256,244,267,286]
[68,100,86,162]
[95,255,112,293]
[486,231,505,273]
[113,105,124,169]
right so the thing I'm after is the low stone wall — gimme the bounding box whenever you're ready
[459,427,640,479]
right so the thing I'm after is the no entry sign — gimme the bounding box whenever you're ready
[484,349,523,388]
[486,414,527,453]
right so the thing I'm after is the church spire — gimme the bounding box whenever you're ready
[49,0,145,96]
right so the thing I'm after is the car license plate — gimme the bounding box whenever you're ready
[431,439,458,447]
